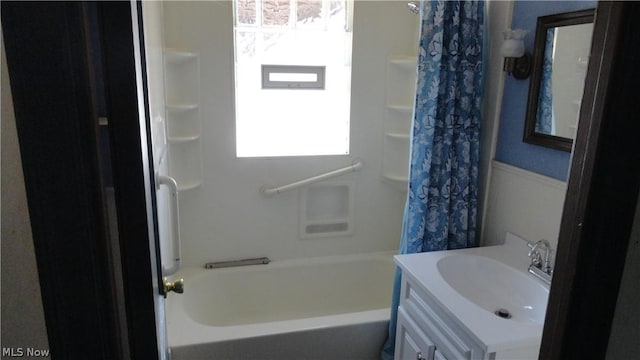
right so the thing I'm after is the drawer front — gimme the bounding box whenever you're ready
[400,276,485,360]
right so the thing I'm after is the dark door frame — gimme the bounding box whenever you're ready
[2,1,160,359]
[540,2,640,358]
[2,2,122,358]
[1,1,638,359]
[97,2,165,359]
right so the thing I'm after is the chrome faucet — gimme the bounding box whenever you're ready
[527,240,553,284]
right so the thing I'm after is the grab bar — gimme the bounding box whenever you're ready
[260,159,363,197]
[204,257,271,269]
[157,174,181,276]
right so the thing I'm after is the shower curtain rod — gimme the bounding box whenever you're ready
[260,159,364,197]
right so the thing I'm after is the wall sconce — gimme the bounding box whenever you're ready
[407,2,419,14]
[502,29,531,80]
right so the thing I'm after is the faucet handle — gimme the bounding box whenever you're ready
[528,240,549,253]
[527,242,535,253]
[529,249,542,267]
[527,242,539,257]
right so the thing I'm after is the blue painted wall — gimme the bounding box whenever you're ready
[494,1,596,181]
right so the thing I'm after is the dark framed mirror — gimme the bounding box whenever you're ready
[524,9,595,152]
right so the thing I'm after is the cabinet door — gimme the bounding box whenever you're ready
[434,349,448,360]
[396,307,436,360]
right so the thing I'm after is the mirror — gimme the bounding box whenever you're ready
[524,9,595,152]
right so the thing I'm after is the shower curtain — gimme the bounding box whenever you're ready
[536,27,555,134]
[381,1,484,358]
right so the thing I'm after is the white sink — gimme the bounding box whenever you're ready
[437,254,549,324]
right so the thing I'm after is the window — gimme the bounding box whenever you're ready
[233,0,353,157]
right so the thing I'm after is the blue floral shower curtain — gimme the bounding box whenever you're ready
[381,1,484,358]
[536,27,555,134]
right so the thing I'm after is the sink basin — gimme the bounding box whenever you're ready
[437,254,549,324]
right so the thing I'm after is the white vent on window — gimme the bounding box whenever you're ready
[261,65,326,89]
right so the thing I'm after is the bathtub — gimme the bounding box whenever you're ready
[166,251,395,359]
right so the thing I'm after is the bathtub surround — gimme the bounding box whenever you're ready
[161,1,417,266]
[382,1,485,358]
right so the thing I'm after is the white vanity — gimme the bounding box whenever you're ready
[394,234,550,360]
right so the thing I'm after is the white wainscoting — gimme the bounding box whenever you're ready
[482,160,567,249]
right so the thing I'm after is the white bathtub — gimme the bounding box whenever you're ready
[166,251,395,359]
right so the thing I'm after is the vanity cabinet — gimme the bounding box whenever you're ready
[395,250,548,360]
[394,237,546,360]
[396,307,434,360]
[395,274,486,360]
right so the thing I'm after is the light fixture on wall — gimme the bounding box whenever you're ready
[407,2,419,14]
[502,29,531,80]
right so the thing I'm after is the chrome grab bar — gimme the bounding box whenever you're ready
[204,257,271,269]
[157,174,181,276]
[260,159,363,197]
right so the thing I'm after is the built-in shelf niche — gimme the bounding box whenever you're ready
[168,144,203,191]
[387,56,418,108]
[166,104,200,141]
[164,49,199,105]
[299,183,354,239]
[383,55,417,190]
[163,49,203,191]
